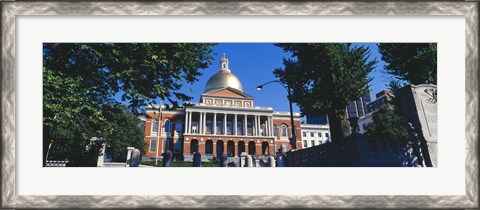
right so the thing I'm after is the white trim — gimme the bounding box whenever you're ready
[151,119,160,134]
[280,124,288,139]
[149,139,157,153]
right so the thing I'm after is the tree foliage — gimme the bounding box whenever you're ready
[274,43,376,142]
[48,106,145,163]
[365,104,408,140]
[378,43,437,85]
[43,43,215,162]
[102,106,146,162]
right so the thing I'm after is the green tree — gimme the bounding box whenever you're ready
[365,104,408,140]
[43,43,215,164]
[378,43,437,85]
[102,106,146,162]
[274,43,376,143]
[47,106,145,163]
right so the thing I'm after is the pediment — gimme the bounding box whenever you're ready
[202,87,253,99]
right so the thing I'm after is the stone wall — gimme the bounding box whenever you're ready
[398,84,437,167]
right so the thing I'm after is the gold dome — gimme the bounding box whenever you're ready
[204,54,243,93]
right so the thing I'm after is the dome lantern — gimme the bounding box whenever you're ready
[204,53,243,93]
[220,53,229,71]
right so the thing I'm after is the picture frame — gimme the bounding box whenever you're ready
[1,1,478,209]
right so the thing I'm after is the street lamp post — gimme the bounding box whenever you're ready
[257,80,297,151]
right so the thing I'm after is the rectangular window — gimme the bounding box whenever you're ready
[152,120,159,133]
[227,121,233,135]
[149,140,157,153]
[303,140,307,147]
[247,122,253,136]
[281,126,287,138]
[303,132,306,137]
[325,133,329,138]
[216,121,223,134]
[206,121,212,134]
[310,132,314,137]
[311,140,315,146]
[318,132,322,138]
[237,122,243,135]
[191,122,199,134]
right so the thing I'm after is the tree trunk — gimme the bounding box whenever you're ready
[327,109,351,144]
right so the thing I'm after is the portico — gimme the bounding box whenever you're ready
[183,106,276,157]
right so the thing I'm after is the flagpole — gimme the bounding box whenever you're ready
[155,100,163,165]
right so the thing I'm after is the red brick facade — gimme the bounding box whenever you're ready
[142,55,302,160]
[142,88,302,160]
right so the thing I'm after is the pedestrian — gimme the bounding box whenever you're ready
[275,146,285,167]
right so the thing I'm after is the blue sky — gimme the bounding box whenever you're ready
[179,43,392,114]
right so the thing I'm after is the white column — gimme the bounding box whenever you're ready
[184,111,189,134]
[354,100,359,117]
[223,114,227,135]
[252,115,255,136]
[198,112,203,134]
[202,112,205,134]
[234,114,238,136]
[254,116,257,136]
[188,112,192,133]
[244,115,248,136]
[267,117,271,136]
[269,116,273,137]
[213,113,217,135]
[203,112,207,134]
[257,116,261,136]
[259,116,262,136]
[254,116,256,136]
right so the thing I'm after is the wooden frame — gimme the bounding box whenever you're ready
[1,1,478,208]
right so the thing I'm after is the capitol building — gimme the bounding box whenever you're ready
[142,54,328,161]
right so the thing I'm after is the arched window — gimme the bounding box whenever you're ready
[216,140,224,158]
[248,141,256,155]
[262,141,269,155]
[205,140,213,154]
[227,141,235,157]
[152,119,159,134]
[281,124,288,139]
[163,119,171,136]
[238,141,245,155]
[175,120,183,136]
[190,139,199,154]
